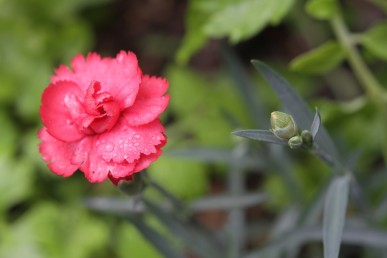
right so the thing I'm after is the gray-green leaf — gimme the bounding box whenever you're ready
[251,60,341,168]
[232,130,288,145]
[323,174,351,258]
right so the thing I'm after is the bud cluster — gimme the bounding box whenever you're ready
[270,111,313,149]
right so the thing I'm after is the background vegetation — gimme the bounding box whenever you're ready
[1,0,387,257]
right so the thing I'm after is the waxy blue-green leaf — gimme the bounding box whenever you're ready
[323,174,351,258]
[251,60,313,130]
[251,60,340,167]
[190,193,268,211]
[306,0,339,20]
[359,21,387,61]
[290,41,345,74]
[232,130,288,145]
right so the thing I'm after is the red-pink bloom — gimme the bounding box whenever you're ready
[38,51,169,184]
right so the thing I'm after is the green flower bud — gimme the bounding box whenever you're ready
[301,130,313,148]
[288,135,303,149]
[270,111,298,140]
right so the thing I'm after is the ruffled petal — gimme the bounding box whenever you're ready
[107,161,136,180]
[123,76,169,126]
[132,147,164,173]
[96,118,166,164]
[52,51,142,110]
[137,75,169,98]
[40,80,85,142]
[38,128,79,177]
[79,149,110,183]
[123,97,169,126]
[79,137,136,183]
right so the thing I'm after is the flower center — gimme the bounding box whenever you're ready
[80,81,120,135]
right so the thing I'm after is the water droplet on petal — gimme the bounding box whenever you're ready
[134,134,140,139]
[105,143,115,152]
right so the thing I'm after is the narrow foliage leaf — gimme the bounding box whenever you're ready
[251,60,313,130]
[323,174,351,258]
[232,130,288,145]
[310,109,321,138]
[190,193,268,211]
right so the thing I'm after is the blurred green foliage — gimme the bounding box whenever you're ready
[2,0,387,257]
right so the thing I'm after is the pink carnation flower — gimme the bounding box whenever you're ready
[38,51,169,184]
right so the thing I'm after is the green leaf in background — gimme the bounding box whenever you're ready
[358,21,387,61]
[323,174,351,258]
[306,0,339,20]
[290,41,345,74]
[204,0,294,43]
[176,0,295,63]
[370,0,387,14]
[175,0,209,64]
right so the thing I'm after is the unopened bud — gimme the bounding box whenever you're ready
[270,111,298,140]
[288,135,303,149]
[301,130,313,148]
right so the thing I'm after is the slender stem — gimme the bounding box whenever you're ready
[330,14,386,105]
[330,13,387,164]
